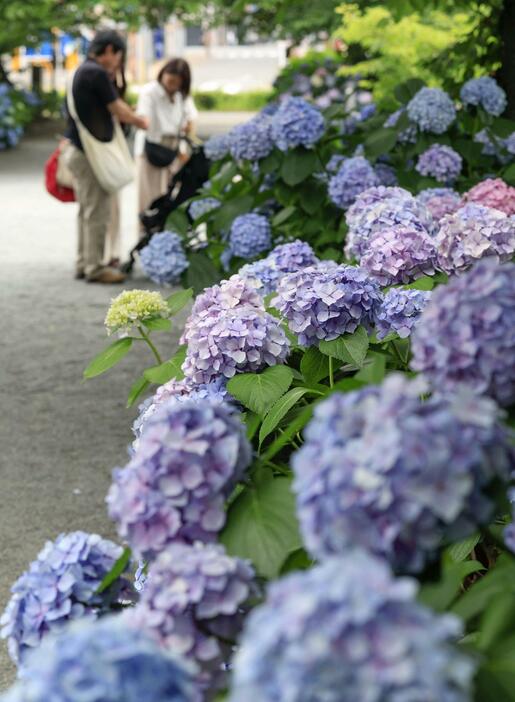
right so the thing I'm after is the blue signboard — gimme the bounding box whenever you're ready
[153,28,165,60]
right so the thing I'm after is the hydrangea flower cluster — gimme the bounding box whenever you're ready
[203,134,230,161]
[463,177,515,215]
[374,161,398,186]
[229,115,274,161]
[411,259,515,406]
[345,185,412,231]
[238,240,318,296]
[105,290,169,335]
[129,542,255,685]
[270,97,325,151]
[0,617,197,702]
[435,203,515,273]
[416,187,462,220]
[1,532,125,664]
[407,87,456,134]
[228,213,272,259]
[230,551,475,702]
[108,400,251,559]
[292,373,514,572]
[272,264,381,346]
[474,128,515,163]
[460,76,507,116]
[140,231,189,285]
[384,108,417,143]
[359,226,437,285]
[238,258,279,296]
[188,197,220,221]
[328,156,380,209]
[416,144,462,183]
[375,288,432,339]
[504,490,515,554]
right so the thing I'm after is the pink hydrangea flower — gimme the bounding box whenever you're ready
[462,178,515,215]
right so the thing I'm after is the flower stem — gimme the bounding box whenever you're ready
[328,356,334,388]
[137,325,163,365]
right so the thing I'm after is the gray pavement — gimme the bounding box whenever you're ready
[0,135,199,687]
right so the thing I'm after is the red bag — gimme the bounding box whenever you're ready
[45,147,76,202]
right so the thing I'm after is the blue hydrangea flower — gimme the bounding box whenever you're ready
[229,115,274,161]
[107,400,252,559]
[129,542,255,689]
[411,259,515,406]
[416,187,461,220]
[345,186,413,232]
[293,373,514,571]
[359,103,376,120]
[328,157,380,209]
[271,97,325,151]
[272,264,381,346]
[407,87,456,134]
[229,214,272,259]
[374,162,398,186]
[384,108,417,143]
[435,203,515,274]
[326,154,346,172]
[238,258,279,296]
[230,550,476,702]
[203,134,230,161]
[461,76,507,116]
[504,489,515,554]
[0,532,126,664]
[416,144,462,183]
[188,197,220,221]
[375,288,431,339]
[0,616,197,702]
[238,240,318,296]
[140,231,189,285]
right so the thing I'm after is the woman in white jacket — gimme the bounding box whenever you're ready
[135,58,198,235]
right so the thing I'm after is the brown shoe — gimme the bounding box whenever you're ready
[86,267,126,284]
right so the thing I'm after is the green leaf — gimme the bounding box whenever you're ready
[227,366,294,417]
[319,326,369,367]
[418,560,484,612]
[186,252,221,295]
[260,152,281,174]
[143,347,186,384]
[394,77,425,104]
[221,474,303,578]
[127,376,150,408]
[301,346,330,385]
[142,317,172,332]
[447,533,481,563]
[503,162,515,186]
[96,547,131,594]
[166,288,193,315]
[364,127,398,158]
[452,555,515,622]
[165,208,190,235]
[259,387,309,446]
[403,275,435,291]
[83,338,133,379]
[245,411,262,440]
[355,351,386,384]
[272,205,296,226]
[299,182,326,215]
[280,148,319,186]
[280,548,313,574]
[213,194,254,231]
[477,594,515,652]
[491,117,515,138]
[262,403,314,461]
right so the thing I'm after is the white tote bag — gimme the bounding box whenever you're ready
[67,78,134,194]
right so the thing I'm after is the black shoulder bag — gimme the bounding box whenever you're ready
[144,140,178,168]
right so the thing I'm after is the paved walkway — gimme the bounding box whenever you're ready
[0,136,197,686]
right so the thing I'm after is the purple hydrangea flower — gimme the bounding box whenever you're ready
[0,532,125,664]
[229,213,272,259]
[238,240,318,296]
[416,144,462,183]
[0,616,197,702]
[238,258,279,296]
[328,157,380,209]
[272,264,381,346]
[140,231,189,285]
[188,197,220,221]
[461,76,507,116]
[271,97,325,151]
[326,154,346,172]
[504,489,515,553]
[292,374,514,571]
[360,225,437,285]
[416,187,462,220]
[128,542,255,688]
[374,162,398,186]
[359,103,376,120]
[230,551,476,702]
[345,185,412,231]
[384,107,417,143]
[435,203,515,273]
[229,115,274,161]
[375,288,431,339]
[411,259,515,405]
[107,400,251,559]
[204,134,230,161]
[407,87,456,134]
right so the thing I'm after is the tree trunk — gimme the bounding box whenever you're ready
[497,0,515,118]
[31,65,42,93]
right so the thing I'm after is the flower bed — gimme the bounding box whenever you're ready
[0,83,41,150]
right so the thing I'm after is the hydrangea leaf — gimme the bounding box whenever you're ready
[301,346,330,385]
[261,403,314,461]
[96,547,131,594]
[259,387,309,447]
[166,288,193,315]
[280,148,319,186]
[355,351,386,384]
[165,208,189,236]
[452,555,515,623]
[447,533,481,563]
[186,252,222,295]
[142,317,172,332]
[221,474,303,579]
[364,127,398,159]
[83,338,133,379]
[394,78,426,104]
[418,560,484,613]
[127,376,151,408]
[227,366,294,417]
[272,205,296,227]
[404,276,435,291]
[143,347,186,385]
[319,326,369,367]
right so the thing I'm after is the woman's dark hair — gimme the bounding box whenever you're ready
[157,58,191,97]
[88,30,126,58]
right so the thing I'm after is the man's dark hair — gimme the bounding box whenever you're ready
[88,30,126,58]
[157,58,192,97]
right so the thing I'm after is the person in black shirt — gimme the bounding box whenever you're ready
[64,30,148,283]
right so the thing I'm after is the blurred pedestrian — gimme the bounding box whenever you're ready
[134,58,198,235]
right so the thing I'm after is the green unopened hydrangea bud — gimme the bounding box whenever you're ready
[105,290,169,334]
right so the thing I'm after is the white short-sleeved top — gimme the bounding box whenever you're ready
[134,80,198,156]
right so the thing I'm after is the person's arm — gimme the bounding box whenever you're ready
[108,99,149,130]
[182,96,198,136]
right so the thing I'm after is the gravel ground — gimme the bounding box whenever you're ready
[0,134,207,687]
